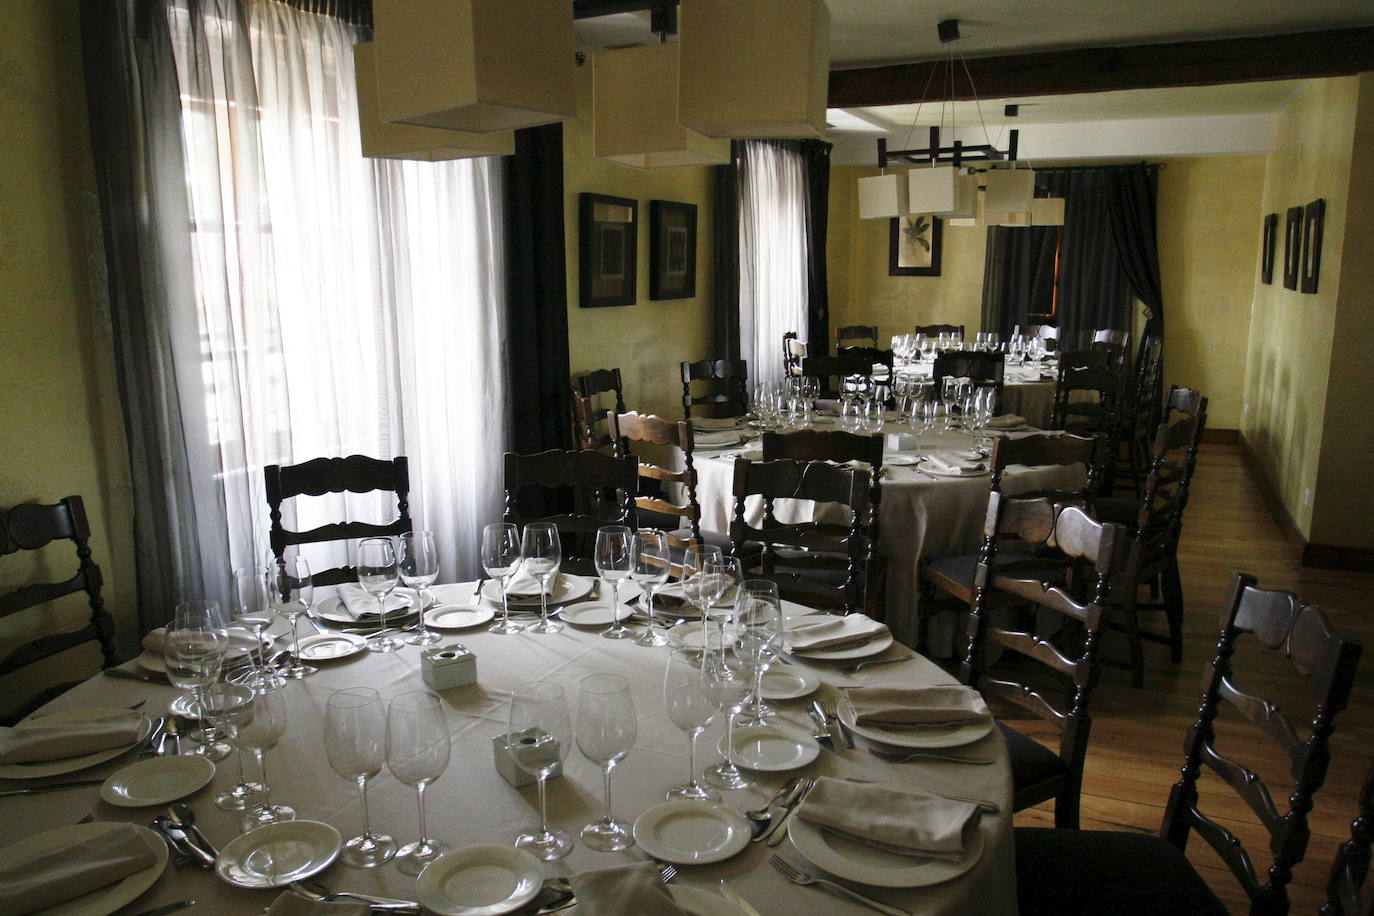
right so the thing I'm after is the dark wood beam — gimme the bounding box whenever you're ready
[828,27,1374,109]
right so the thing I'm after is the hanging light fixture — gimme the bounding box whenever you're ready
[857,169,909,220]
[1030,196,1066,226]
[371,0,577,133]
[594,42,729,168]
[984,166,1035,214]
[353,43,514,161]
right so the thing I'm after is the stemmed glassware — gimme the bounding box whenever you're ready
[735,580,783,724]
[632,529,672,647]
[228,569,281,691]
[508,681,573,860]
[238,685,294,832]
[399,531,443,646]
[207,683,263,810]
[663,649,720,802]
[575,674,637,851]
[594,525,635,640]
[386,691,451,875]
[164,600,230,759]
[358,537,401,653]
[521,522,563,635]
[483,522,524,635]
[704,556,743,653]
[325,687,396,867]
[703,647,753,789]
[682,544,723,654]
[273,555,316,679]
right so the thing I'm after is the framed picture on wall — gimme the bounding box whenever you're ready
[649,200,697,300]
[1260,212,1277,285]
[1300,198,1325,294]
[1282,205,1302,291]
[888,214,943,276]
[579,192,637,308]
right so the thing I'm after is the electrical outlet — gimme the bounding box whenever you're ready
[1303,488,1312,507]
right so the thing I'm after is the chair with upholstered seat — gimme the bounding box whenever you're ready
[782,332,807,378]
[1324,758,1374,916]
[503,449,639,576]
[681,358,748,420]
[573,368,627,451]
[834,324,878,348]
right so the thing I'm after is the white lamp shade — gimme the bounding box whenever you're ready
[858,172,908,220]
[373,0,576,133]
[947,191,985,227]
[354,43,514,161]
[678,0,830,138]
[593,44,729,168]
[908,167,977,218]
[989,209,1034,227]
[1031,196,1066,226]
[984,168,1036,213]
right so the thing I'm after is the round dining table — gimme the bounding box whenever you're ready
[0,584,1018,916]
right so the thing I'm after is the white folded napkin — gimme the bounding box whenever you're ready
[139,627,166,654]
[785,614,889,652]
[568,862,688,916]
[0,823,160,915]
[266,892,369,916]
[692,416,745,430]
[504,568,561,599]
[797,777,981,861]
[0,714,143,763]
[337,583,411,620]
[985,414,1027,429]
[694,429,742,448]
[924,451,986,474]
[847,685,991,730]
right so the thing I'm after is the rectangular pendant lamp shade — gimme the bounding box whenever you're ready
[593,43,729,168]
[1030,197,1066,226]
[984,167,1036,214]
[908,166,976,218]
[372,0,576,133]
[858,172,908,220]
[678,0,830,138]
[354,43,514,160]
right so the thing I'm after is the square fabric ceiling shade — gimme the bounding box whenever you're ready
[1031,197,1066,226]
[594,43,729,168]
[372,0,576,133]
[908,166,976,219]
[353,43,514,160]
[678,0,830,138]
[857,171,907,219]
[984,168,1036,214]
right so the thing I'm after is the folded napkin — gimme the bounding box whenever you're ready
[139,627,166,654]
[985,414,1027,430]
[924,451,987,474]
[337,582,411,620]
[504,568,561,599]
[266,892,369,916]
[848,685,991,730]
[785,614,889,652]
[0,713,143,763]
[568,862,688,916]
[692,416,745,431]
[694,429,742,448]
[798,777,980,860]
[0,823,160,915]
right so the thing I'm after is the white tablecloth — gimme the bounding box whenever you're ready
[894,362,1057,428]
[0,587,1017,916]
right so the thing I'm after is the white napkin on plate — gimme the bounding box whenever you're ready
[694,429,742,448]
[924,451,986,474]
[797,777,981,861]
[568,862,688,916]
[266,892,369,916]
[785,614,889,652]
[692,416,745,431]
[847,685,991,730]
[504,568,561,599]
[337,583,410,620]
[0,823,159,915]
[0,714,143,763]
[985,414,1027,429]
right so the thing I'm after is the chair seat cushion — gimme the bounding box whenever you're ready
[998,721,1069,801]
[1014,827,1227,916]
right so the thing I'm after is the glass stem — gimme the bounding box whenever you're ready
[537,774,550,835]
[291,616,302,663]
[257,749,273,808]
[416,782,429,843]
[752,665,766,711]
[500,580,510,624]
[725,710,737,766]
[688,730,700,787]
[647,588,658,637]
[539,583,549,626]
[235,741,247,784]
[357,775,373,839]
[378,593,388,631]
[602,763,615,823]
[610,581,620,623]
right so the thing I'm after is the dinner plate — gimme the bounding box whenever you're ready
[757,665,821,700]
[785,617,894,661]
[480,574,595,609]
[315,590,423,626]
[717,724,819,772]
[788,812,984,888]
[216,820,341,889]
[666,621,735,651]
[0,709,151,780]
[568,886,745,916]
[694,433,745,450]
[886,455,919,466]
[558,601,636,627]
[137,625,270,674]
[416,844,543,916]
[293,632,368,661]
[100,754,216,807]
[836,691,994,749]
[918,464,989,478]
[426,604,496,630]
[0,822,167,916]
[632,801,752,865]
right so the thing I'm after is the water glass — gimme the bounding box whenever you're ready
[273,555,316,679]
[703,648,753,790]
[575,674,637,851]
[682,544,724,654]
[483,522,524,635]
[632,529,672,647]
[399,531,442,646]
[509,682,573,860]
[736,580,783,723]
[326,686,396,867]
[165,601,229,759]
[358,538,401,653]
[663,649,720,802]
[387,691,451,875]
[594,525,635,640]
[238,686,293,832]
[521,522,563,634]
[228,569,281,691]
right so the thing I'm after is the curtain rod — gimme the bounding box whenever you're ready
[273,0,373,29]
[1027,162,1163,174]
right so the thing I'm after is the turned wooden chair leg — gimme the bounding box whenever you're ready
[1122,586,1146,689]
[1055,780,1082,830]
[1162,559,1186,664]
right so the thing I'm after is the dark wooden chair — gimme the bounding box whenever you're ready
[931,350,1005,408]
[1116,333,1164,496]
[834,324,878,348]
[265,455,411,589]
[681,358,748,419]
[1324,759,1374,916]
[914,323,965,338]
[1,495,118,724]
[608,411,703,551]
[573,368,627,451]
[960,502,1126,829]
[834,346,895,374]
[1016,572,1362,916]
[1015,323,1059,349]
[1052,364,1123,486]
[1056,348,1111,372]
[727,458,879,616]
[782,332,807,378]
[503,449,639,576]
[1091,328,1131,370]
[802,352,885,401]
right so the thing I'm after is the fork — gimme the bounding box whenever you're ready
[290,880,419,912]
[820,697,854,749]
[768,855,911,916]
[834,654,915,674]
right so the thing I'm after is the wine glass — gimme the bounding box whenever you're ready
[238,685,294,832]
[325,686,396,867]
[164,601,229,759]
[736,580,783,724]
[399,531,442,646]
[703,646,753,790]
[508,681,573,860]
[521,522,563,635]
[594,525,635,640]
[386,691,451,875]
[704,555,743,654]
[228,568,281,691]
[663,649,720,802]
[358,537,401,653]
[483,522,524,635]
[682,544,723,654]
[273,555,316,679]
[632,529,672,648]
[575,674,637,851]
[208,683,262,810]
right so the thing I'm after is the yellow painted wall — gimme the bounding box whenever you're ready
[0,0,137,702]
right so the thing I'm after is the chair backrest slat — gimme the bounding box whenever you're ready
[681,358,748,419]
[609,411,703,549]
[980,675,1070,726]
[914,323,964,338]
[504,449,640,570]
[835,324,878,348]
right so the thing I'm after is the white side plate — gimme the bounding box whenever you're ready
[100,754,216,807]
[416,844,543,916]
[632,801,752,865]
[757,666,820,700]
[718,724,819,772]
[216,820,341,889]
[293,633,368,661]
[426,605,496,630]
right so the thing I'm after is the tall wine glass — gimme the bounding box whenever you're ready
[575,674,637,851]
[632,529,672,647]
[386,691,451,875]
[164,601,229,759]
[735,580,783,724]
[228,569,281,691]
[521,522,562,635]
[703,555,741,655]
[325,687,396,867]
[273,555,316,679]
[238,685,294,832]
[399,531,442,646]
[703,647,753,790]
[207,683,262,810]
[483,522,524,635]
[508,682,573,860]
[682,544,723,654]
[594,525,634,640]
[663,649,720,802]
[358,538,401,653]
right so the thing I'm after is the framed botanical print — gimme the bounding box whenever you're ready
[888,214,943,277]
[579,193,637,308]
[649,200,697,300]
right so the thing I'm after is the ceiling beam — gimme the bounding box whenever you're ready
[828,27,1374,109]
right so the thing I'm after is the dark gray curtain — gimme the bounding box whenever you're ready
[711,143,742,363]
[798,140,832,356]
[1104,163,1165,326]
[980,226,1057,341]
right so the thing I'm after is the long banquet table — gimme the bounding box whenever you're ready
[1,588,1017,915]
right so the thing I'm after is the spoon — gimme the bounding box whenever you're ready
[745,776,804,837]
[168,803,220,860]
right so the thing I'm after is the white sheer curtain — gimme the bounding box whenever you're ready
[738,141,809,389]
[165,0,505,594]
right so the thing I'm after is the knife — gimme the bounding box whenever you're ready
[155,817,215,869]
[0,779,105,797]
[763,778,811,846]
[104,667,169,684]
[126,901,196,916]
[812,700,847,750]
[719,881,764,916]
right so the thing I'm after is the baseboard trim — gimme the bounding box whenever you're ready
[1201,428,1239,444]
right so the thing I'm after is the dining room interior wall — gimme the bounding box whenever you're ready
[0,0,139,708]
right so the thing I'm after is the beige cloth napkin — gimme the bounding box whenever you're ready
[567,862,688,916]
[0,713,143,763]
[985,414,1027,429]
[692,416,745,431]
[785,614,889,652]
[797,777,981,861]
[0,823,160,915]
[139,627,166,654]
[266,892,369,916]
[925,451,986,474]
[848,685,992,730]
[505,568,562,599]
[337,583,410,620]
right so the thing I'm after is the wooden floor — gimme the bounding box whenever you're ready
[1004,443,1374,913]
